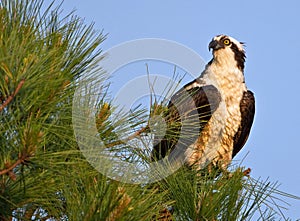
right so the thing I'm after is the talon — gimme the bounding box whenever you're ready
[243,168,251,177]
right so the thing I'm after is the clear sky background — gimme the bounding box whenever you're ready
[48,0,300,219]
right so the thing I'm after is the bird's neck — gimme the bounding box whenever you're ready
[203,58,246,93]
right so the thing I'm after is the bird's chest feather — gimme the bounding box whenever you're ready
[213,72,246,140]
[186,69,246,167]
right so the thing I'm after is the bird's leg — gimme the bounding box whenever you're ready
[242,167,251,177]
[226,167,251,179]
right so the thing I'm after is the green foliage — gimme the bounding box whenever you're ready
[0,0,298,221]
[157,165,291,221]
[60,165,170,221]
[0,0,104,219]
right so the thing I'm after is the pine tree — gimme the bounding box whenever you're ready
[0,0,298,220]
[0,0,103,219]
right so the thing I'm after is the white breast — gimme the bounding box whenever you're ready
[184,64,247,169]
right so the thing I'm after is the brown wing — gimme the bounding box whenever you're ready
[151,81,221,161]
[232,90,255,158]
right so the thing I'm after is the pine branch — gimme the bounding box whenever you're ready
[104,125,149,148]
[0,79,25,112]
[0,151,31,180]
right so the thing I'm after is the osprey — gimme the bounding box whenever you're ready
[151,35,255,170]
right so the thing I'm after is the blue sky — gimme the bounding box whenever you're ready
[49,0,300,219]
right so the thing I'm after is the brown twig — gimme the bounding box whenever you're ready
[104,126,149,148]
[0,152,30,180]
[0,79,25,112]
[127,125,149,141]
[0,159,23,176]
[107,187,132,221]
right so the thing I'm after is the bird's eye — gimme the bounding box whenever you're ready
[223,39,230,45]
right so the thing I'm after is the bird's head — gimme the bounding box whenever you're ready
[208,35,246,71]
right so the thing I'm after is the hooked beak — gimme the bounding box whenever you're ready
[208,40,220,51]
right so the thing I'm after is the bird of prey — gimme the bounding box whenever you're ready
[151,35,255,170]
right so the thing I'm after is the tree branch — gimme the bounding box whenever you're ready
[0,159,22,177]
[104,125,149,148]
[0,152,30,180]
[0,79,25,112]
